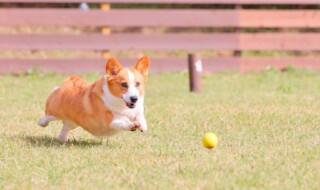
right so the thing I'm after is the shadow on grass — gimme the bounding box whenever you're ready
[19,135,103,148]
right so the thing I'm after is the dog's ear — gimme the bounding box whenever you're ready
[134,56,150,78]
[106,57,123,77]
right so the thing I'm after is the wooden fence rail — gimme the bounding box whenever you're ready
[2,9,320,28]
[2,34,320,51]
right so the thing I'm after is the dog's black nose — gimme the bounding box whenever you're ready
[130,96,138,103]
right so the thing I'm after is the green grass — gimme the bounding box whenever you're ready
[0,69,320,189]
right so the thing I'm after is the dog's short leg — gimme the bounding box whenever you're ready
[58,123,70,142]
[136,114,147,132]
[38,115,58,127]
[109,117,136,131]
[58,120,77,142]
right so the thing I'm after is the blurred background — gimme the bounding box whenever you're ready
[0,0,320,74]
[1,2,320,189]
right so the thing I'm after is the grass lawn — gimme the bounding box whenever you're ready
[0,69,320,189]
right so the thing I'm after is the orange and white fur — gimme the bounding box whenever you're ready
[38,56,150,142]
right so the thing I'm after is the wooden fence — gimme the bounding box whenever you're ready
[0,0,320,73]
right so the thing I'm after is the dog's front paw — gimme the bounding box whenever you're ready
[136,121,147,132]
[136,116,147,132]
[130,121,140,131]
[139,124,147,132]
[130,121,147,132]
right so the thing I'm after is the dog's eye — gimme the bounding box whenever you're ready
[136,82,140,87]
[121,82,128,88]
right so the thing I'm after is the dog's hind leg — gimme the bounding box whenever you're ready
[38,115,58,127]
[58,120,77,142]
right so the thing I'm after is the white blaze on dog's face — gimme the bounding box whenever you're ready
[106,56,150,109]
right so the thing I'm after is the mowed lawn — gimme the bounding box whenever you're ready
[0,69,320,189]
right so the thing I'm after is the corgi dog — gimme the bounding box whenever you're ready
[38,56,150,142]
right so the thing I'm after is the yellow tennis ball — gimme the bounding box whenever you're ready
[202,132,218,149]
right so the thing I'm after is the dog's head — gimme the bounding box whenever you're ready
[105,56,150,109]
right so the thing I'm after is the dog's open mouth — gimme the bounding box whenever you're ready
[126,102,135,109]
[122,97,136,109]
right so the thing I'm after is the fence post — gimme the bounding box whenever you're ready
[234,4,242,57]
[188,53,202,92]
[101,3,111,58]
